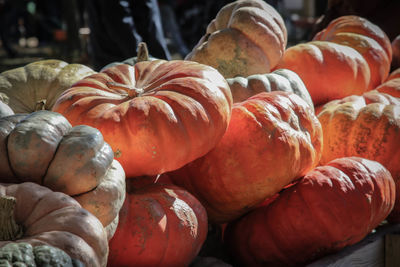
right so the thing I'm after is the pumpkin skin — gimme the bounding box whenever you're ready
[0,242,84,266]
[107,181,208,267]
[375,74,400,98]
[317,90,400,222]
[0,110,126,238]
[226,68,314,109]
[185,0,287,78]
[52,60,233,178]
[313,15,392,62]
[0,97,13,118]
[0,60,95,113]
[393,35,400,69]
[224,157,395,267]
[0,182,109,267]
[275,40,370,106]
[314,32,390,89]
[168,91,323,223]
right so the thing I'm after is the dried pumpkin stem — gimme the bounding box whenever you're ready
[107,82,144,98]
[0,196,23,241]
[35,99,47,111]
[136,42,149,62]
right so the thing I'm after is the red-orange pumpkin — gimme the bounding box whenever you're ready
[275,41,370,106]
[317,90,400,222]
[52,60,233,178]
[224,157,395,267]
[391,34,400,69]
[168,91,322,223]
[107,180,208,267]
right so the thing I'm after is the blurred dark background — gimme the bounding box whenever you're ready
[1,0,398,73]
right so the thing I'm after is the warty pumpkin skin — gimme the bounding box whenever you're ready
[226,68,313,109]
[275,40,370,107]
[317,90,400,222]
[52,60,233,178]
[0,182,109,267]
[0,110,126,239]
[185,0,287,78]
[314,32,390,89]
[107,181,208,267]
[168,91,323,223]
[313,15,392,62]
[224,157,395,267]
[0,59,95,113]
[0,242,84,266]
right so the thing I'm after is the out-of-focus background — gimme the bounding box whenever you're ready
[0,0,398,72]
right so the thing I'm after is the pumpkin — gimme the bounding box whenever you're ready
[0,59,95,113]
[52,60,233,178]
[185,0,287,78]
[391,34,400,69]
[313,15,392,62]
[168,91,323,223]
[314,32,390,89]
[107,180,208,267]
[275,40,370,106]
[0,182,109,267]
[0,242,84,266]
[375,71,400,97]
[0,110,126,239]
[101,42,157,71]
[226,68,314,109]
[224,157,395,267]
[317,90,400,222]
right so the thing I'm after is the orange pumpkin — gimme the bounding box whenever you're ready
[108,180,208,267]
[224,157,395,266]
[392,34,400,69]
[52,60,233,178]
[168,91,322,223]
[185,0,287,78]
[275,41,370,106]
[314,32,390,89]
[0,182,109,267]
[313,15,392,62]
[375,72,400,97]
[317,90,400,222]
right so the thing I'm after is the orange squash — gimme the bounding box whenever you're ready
[317,90,400,222]
[52,60,233,178]
[168,91,322,223]
[276,41,370,106]
[224,157,395,266]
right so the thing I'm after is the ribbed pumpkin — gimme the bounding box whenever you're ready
[0,182,109,267]
[317,90,400,222]
[0,94,13,118]
[0,110,126,239]
[275,41,370,106]
[224,157,395,267]
[108,180,208,267]
[168,91,323,223]
[0,60,95,113]
[375,71,400,97]
[314,32,390,89]
[185,0,287,78]
[393,35,400,69]
[226,68,313,109]
[52,60,233,178]
[313,15,392,62]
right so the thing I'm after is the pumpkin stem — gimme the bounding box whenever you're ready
[137,42,149,62]
[107,82,144,98]
[35,99,47,111]
[0,196,23,241]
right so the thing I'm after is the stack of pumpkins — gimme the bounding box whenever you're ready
[0,0,399,266]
